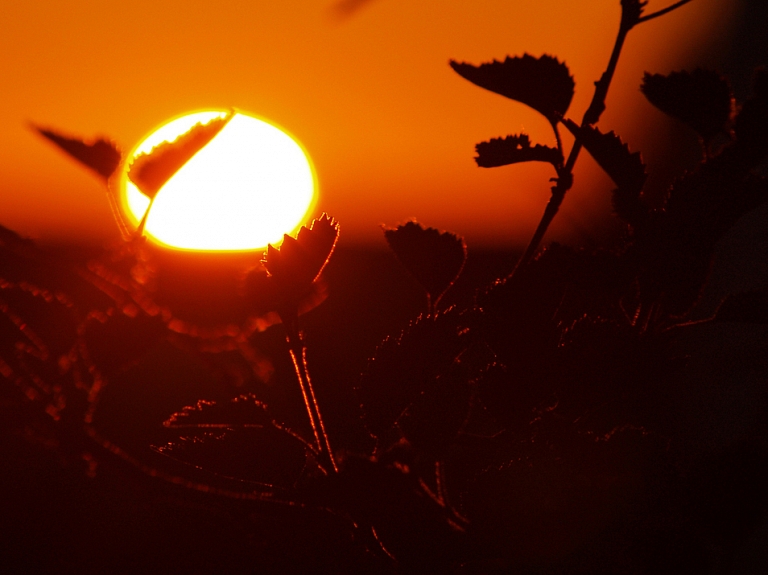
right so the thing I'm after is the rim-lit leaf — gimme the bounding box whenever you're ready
[396,361,472,458]
[260,214,339,317]
[164,394,272,429]
[34,126,122,181]
[641,69,733,142]
[264,214,339,288]
[154,427,311,486]
[562,120,647,224]
[358,308,467,440]
[450,54,574,124]
[127,113,232,199]
[383,221,466,307]
[475,134,562,168]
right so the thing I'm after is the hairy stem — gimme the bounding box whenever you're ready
[136,197,154,237]
[284,318,337,473]
[105,179,133,241]
[513,13,631,275]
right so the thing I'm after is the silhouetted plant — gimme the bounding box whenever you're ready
[3,0,768,572]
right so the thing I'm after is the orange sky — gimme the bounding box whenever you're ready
[0,0,738,249]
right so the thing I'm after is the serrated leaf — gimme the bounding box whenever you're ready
[641,69,733,142]
[34,126,122,181]
[475,134,562,168]
[383,221,466,307]
[358,308,466,440]
[155,427,310,486]
[262,215,339,315]
[164,394,272,428]
[450,54,574,124]
[127,113,232,199]
[562,120,647,225]
[397,361,472,458]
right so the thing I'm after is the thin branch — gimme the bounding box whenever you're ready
[638,0,694,24]
[513,18,631,275]
[285,322,337,473]
[552,122,565,165]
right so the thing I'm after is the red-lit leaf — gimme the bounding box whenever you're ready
[641,69,733,142]
[154,427,311,486]
[164,394,272,429]
[450,54,574,124]
[159,394,312,485]
[261,214,339,315]
[127,113,232,199]
[383,221,466,307]
[34,126,122,181]
[562,120,647,225]
[358,308,467,440]
[397,361,472,458]
[475,133,562,168]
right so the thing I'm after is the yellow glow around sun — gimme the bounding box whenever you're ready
[121,110,317,251]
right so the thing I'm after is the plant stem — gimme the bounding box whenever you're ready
[105,179,133,241]
[136,197,154,237]
[512,14,631,275]
[638,0,694,24]
[284,317,338,473]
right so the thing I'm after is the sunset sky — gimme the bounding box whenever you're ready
[0,0,741,249]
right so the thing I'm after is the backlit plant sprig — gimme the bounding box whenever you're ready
[451,0,693,273]
[34,112,234,242]
[262,214,340,473]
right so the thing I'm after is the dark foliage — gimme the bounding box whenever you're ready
[474,133,562,168]
[128,113,231,199]
[450,54,574,125]
[383,221,466,309]
[641,68,734,144]
[3,2,768,573]
[34,126,122,181]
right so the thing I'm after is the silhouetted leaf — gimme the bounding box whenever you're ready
[641,69,733,142]
[474,134,562,168]
[358,308,467,440]
[634,155,768,316]
[734,67,768,164]
[397,361,472,458]
[562,121,648,225]
[127,113,232,199]
[164,394,272,428]
[383,221,466,307]
[155,426,310,486]
[34,126,122,181]
[262,214,339,315]
[450,54,574,124]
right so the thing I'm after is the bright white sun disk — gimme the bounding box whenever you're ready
[122,111,316,251]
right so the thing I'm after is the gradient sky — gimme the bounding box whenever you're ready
[0,0,740,248]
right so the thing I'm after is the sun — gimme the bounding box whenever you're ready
[121,110,317,251]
